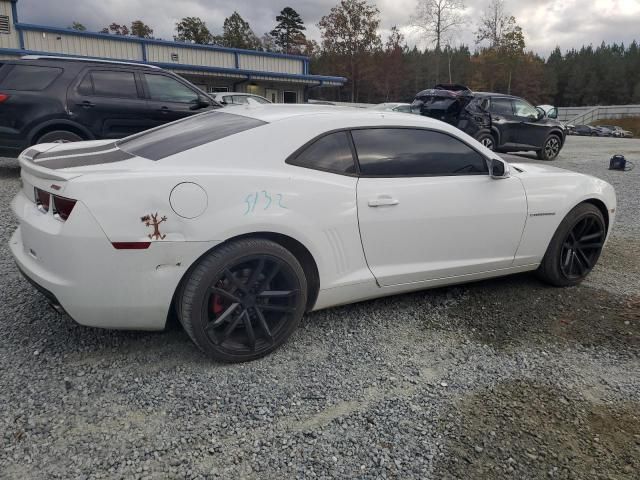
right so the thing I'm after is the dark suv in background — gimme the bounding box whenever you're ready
[0,56,217,157]
[411,84,566,160]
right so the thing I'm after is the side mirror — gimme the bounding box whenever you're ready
[490,158,510,179]
[190,97,211,110]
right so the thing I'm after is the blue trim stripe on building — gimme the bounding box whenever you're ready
[0,47,347,84]
[10,0,24,49]
[14,22,312,62]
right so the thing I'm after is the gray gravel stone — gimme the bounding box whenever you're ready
[0,136,639,480]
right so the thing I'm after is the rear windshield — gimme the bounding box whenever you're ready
[0,65,63,91]
[117,111,266,160]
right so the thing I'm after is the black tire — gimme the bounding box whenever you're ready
[476,132,496,150]
[36,130,83,144]
[178,238,307,362]
[537,203,606,287]
[536,134,562,160]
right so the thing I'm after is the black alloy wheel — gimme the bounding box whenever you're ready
[205,255,300,354]
[537,203,606,286]
[179,239,307,362]
[478,133,495,150]
[559,216,605,280]
[537,135,561,160]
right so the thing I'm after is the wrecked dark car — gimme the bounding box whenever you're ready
[411,84,567,160]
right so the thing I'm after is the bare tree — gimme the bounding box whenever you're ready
[475,0,509,47]
[411,0,466,51]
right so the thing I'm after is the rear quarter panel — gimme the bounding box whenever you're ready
[65,120,374,292]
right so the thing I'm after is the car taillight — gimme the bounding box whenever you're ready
[34,187,50,213]
[52,195,76,221]
[0,93,9,103]
[111,242,151,250]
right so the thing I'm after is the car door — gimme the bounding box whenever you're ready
[488,96,519,147]
[142,72,210,125]
[511,98,550,148]
[68,68,154,138]
[354,127,528,286]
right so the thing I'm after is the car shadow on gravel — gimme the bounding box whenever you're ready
[0,159,19,178]
[420,273,639,353]
[433,379,639,480]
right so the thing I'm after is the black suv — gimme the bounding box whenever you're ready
[0,56,218,157]
[411,84,566,160]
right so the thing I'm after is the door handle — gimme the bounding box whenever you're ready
[158,106,170,113]
[368,196,399,207]
[77,101,95,108]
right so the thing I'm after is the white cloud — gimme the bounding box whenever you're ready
[15,0,640,56]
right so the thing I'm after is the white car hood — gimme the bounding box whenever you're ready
[510,162,578,176]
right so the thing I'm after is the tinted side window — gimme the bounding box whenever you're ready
[117,111,265,161]
[512,99,539,118]
[232,95,249,104]
[288,131,356,175]
[90,70,138,98]
[0,65,62,91]
[490,98,513,115]
[144,74,199,103]
[352,128,488,177]
[250,95,269,104]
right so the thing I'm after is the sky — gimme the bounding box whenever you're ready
[14,0,640,56]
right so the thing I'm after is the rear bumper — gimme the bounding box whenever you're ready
[15,263,68,316]
[10,190,219,330]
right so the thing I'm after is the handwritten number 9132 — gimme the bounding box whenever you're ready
[244,191,287,215]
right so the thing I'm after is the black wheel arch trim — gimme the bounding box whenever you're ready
[27,119,95,145]
[547,129,566,146]
[168,231,321,329]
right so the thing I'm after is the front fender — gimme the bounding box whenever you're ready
[512,170,616,266]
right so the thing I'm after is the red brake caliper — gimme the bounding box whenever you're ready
[211,294,225,316]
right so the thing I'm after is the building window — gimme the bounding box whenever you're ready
[283,91,297,104]
[208,86,229,93]
[0,15,10,34]
[170,52,179,62]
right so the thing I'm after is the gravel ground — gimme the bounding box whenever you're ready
[0,136,638,480]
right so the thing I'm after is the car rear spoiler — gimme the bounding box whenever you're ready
[18,155,83,181]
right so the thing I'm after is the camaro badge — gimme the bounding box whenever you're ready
[141,213,167,240]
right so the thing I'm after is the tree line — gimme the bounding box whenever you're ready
[67,0,640,107]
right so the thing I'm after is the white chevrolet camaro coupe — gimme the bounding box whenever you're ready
[10,105,616,362]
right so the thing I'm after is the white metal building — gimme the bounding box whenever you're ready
[0,0,345,102]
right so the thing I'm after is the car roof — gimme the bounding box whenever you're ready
[18,55,160,69]
[472,92,520,99]
[214,92,264,96]
[219,104,450,126]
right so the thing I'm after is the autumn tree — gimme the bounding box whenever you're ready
[101,23,129,35]
[475,0,510,48]
[260,33,277,52]
[174,17,212,44]
[221,12,261,50]
[412,0,466,51]
[130,20,153,38]
[499,19,525,93]
[68,21,86,31]
[318,0,382,102]
[373,26,407,101]
[270,7,307,54]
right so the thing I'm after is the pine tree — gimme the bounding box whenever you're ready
[221,12,261,50]
[270,7,307,54]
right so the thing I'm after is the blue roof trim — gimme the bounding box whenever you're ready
[0,48,347,84]
[14,22,311,62]
[156,62,346,84]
